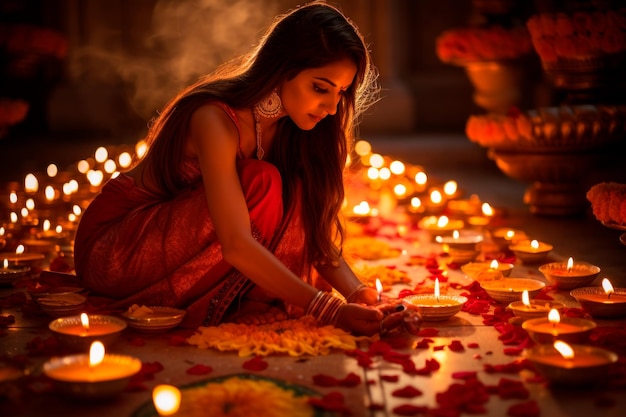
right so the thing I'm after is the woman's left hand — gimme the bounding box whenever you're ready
[346,285,378,305]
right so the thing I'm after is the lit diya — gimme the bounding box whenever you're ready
[402,278,467,321]
[418,215,464,240]
[508,290,565,321]
[49,313,127,351]
[43,341,142,398]
[524,341,618,386]
[538,257,600,290]
[480,277,545,304]
[570,278,626,319]
[0,258,30,286]
[489,228,528,250]
[462,259,513,281]
[522,308,596,344]
[436,230,483,264]
[509,239,553,264]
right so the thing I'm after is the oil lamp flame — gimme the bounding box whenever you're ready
[89,341,105,368]
[481,202,494,216]
[489,259,499,270]
[80,313,90,331]
[436,216,449,228]
[452,230,459,239]
[153,384,182,416]
[566,257,573,272]
[602,278,614,299]
[553,340,574,360]
[375,278,383,302]
[434,278,440,302]
[548,308,560,326]
[522,290,530,307]
[531,240,539,250]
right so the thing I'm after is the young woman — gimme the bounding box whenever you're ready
[74,1,396,335]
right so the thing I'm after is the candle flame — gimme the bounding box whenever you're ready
[548,308,560,325]
[43,219,51,232]
[410,197,421,209]
[434,278,440,301]
[3,259,7,268]
[89,341,105,367]
[489,259,499,270]
[602,278,614,297]
[566,257,573,271]
[24,173,38,193]
[481,202,494,216]
[393,183,407,198]
[522,290,530,307]
[80,313,90,331]
[553,340,574,360]
[153,384,182,416]
[378,167,391,180]
[443,180,457,196]
[45,185,55,202]
[414,171,427,185]
[15,245,24,255]
[436,216,449,228]
[530,240,539,250]
[505,230,515,240]
[353,201,371,216]
[430,190,443,204]
[389,160,405,175]
[452,230,459,239]
[369,153,384,169]
[375,278,383,300]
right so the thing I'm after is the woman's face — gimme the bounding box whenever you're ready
[279,58,357,130]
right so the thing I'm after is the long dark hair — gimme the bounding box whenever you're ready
[141,1,379,266]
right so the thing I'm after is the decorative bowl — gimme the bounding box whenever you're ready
[507,300,565,321]
[570,287,626,319]
[122,306,186,333]
[538,261,600,290]
[461,261,514,280]
[402,294,467,321]
[522,316,596,344]
[480,278,545,304]
[509,240,553,264]
[38,293,87,318]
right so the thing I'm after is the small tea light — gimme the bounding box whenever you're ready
[490,228,528,250]
[0,258,31,286]
[43,341,142,398]
[524,341,618,386]
[402,278,467,321]
[418,215,464,240]
[49,314,127,351]
[375,278,383,303]
[509,239,553,264]
[538,257,600,289]
[153,384,182,416]
[570,278,626,319]
[468,202,495,229]
[480,277,545,304]
[436,230,483,252]
[522,308,596,344]
[462,259,513,282]
[508,290,565,321]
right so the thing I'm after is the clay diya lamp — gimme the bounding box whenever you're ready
[418,215,464,241]
[0,258,30,286]
[522,308,596,344]
[402,278,467,321]
[508,290,565,321]
[524,341,618,386]
[570,278,626,319]
[539,257,600,290]
[509,239,553,264]
[436,230,483,264]
[49,313,127,351]
[480,277,545,304]
[43,341,141,398]
[489,228,528,251]
[462,259,514,281]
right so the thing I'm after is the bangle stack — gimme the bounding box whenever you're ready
[305,291,345,326]
[345,283,368,303]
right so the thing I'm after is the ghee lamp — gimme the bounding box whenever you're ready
[522,308,596,344]
[509,239,553,264]
[508,290,565,320]
[538,257,600,289]
[570,278,626,318]
[402,278,467,321]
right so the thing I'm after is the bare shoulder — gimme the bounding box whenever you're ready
[188,102,239,155]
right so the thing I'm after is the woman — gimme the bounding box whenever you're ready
[74,1,394,335]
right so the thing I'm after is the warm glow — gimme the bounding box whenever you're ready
[393,183,407,197]
[95,146,108,163]
[452,230,460,239]
[489,259,499,270]
[531,240,539,250]
[389,160,405,175]
[353,200,371,216]
[43,219,51,232]
[3,259,7,268]
[369,153,384,169]
[553,340,574,360]
[25,198,35,210]
[136,140,148,159]
[153,384,182,416]
[104,159,117,174]
[434,278,440,301]
[0,227,4,236]
[55,225,63,233]
[378,167,391,180]
[81,313,90,331]
[9,191,17,204]
[375,278,383,297]
[602,278,614,296]
[118,152,132,168]
[354,140,371,157]
[45,185,55,201]
[87,170,104,187]
[24,173,38,193]
[20,208,29,218]
[68,213,77,222]
[548,308,561,325]
[77,160,90,174]
[367,167,379,180]
[73,205,82,216]
[414,171,427,185]
[522,290,530,307]
[436,216,449,228]
[10,212,18,223]
[89,341,105,367]
[443,180,457,196]
[430,189,442,204]
[566,257,573,271]
[505,230,515,240]
[46,164,58,178]
[481,203,494,216]
[410,197,421,209]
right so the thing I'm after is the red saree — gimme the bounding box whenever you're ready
[74,105,309,328]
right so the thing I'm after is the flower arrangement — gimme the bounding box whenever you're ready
[436,26,533,64]
[586,182,626,226]
[526,9,626,63]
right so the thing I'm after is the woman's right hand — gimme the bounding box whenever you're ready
[334,303,403,336]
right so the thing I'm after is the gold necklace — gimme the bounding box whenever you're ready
[252,107,264,160]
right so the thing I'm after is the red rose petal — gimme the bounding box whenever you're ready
[242,355,268,372]
[339,372,362,387]
[418,328,440,337]
[392,385,423,398]
[448,340,465,352]
[307,391,351,416]
[393,404,429,416]
[507,400,540,417]
[186,364,213,375]
[380,374,400,382]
